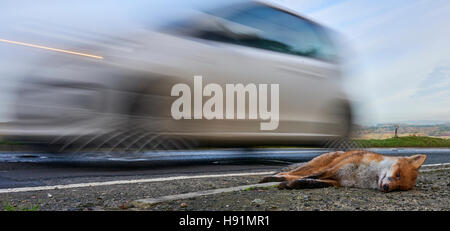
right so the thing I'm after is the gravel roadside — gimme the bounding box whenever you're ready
[0,169,448,211]
[0,175,265,211]
[141,169,450,211]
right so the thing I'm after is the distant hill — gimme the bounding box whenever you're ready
[353,122,450,139]
[388,120,450,125]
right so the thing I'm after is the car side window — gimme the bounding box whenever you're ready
[195,4,337,62]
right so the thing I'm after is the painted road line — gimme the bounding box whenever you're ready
[420,167,450,172]
[421,163,450,168]
[132,182,279,208]
[420,163,450,171]
[0,171,276,194]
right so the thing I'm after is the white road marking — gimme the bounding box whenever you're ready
[133,182,279,207]
[0,171,276,194]
[420,167,450,172]
[420,163,450,168]
[420,163,450,171]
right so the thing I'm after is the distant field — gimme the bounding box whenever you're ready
[355,133,450,140]
[1,136,449,149]
[354,122,450,140]
[356,136,450,148]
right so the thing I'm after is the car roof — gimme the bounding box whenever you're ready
[251,0,329,30]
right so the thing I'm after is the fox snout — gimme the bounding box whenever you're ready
[380,176,394,192]
[381,183,390,192]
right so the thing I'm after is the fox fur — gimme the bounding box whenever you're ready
[260,150,427,192]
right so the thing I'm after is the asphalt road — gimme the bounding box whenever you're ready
[0,148,449,189]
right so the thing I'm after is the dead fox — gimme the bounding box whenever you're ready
[260,150,427,192]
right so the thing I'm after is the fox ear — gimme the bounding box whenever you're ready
[408,154,427,169]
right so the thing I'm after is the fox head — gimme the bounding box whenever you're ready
[379,154,427,192]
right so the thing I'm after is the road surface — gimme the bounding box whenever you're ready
[0,148,448,189]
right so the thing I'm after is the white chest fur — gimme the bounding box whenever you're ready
[336,158,397,189]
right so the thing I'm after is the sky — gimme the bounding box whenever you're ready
[0,0,449,125]
[277,0,450,124]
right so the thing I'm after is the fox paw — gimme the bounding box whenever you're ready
[259,176,286,183]
[278,181,291,190]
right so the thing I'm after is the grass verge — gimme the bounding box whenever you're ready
[355,136,450,148]
[2,201,40,211]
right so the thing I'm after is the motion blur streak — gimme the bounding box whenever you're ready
[0,38,103,59]
[0,1,354,152]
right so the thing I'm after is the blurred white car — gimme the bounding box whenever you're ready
[1,1,353,151]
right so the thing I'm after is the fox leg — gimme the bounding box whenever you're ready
[259,170,327,183]
[259,174,301,183]
[259,151,344,183]
[278,179,339,190]
[259,176,286,183]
